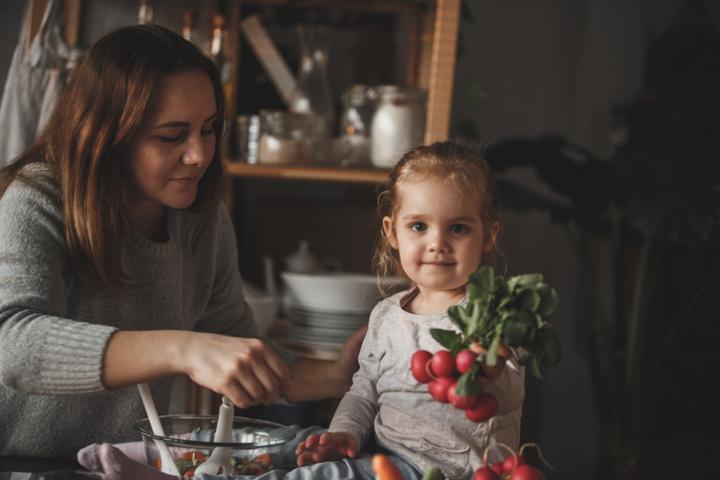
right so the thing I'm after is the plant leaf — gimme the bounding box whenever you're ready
[456,369,480,396]
[430,328,463,354]
[536,327,563,366]
[518,288,541,312]
[537,284,559,316]
[447,306,467,333]
[469,266,494,295]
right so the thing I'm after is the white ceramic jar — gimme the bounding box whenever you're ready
[370,86,425,168]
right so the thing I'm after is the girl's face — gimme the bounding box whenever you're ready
[383,175,498,295]
[125,70,217,215]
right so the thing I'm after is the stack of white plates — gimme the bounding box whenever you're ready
[286,304,370,349]
[280,272,407,351]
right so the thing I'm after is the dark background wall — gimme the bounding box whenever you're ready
[1,1,717,479]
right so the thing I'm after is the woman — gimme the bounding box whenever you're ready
[0,24,363,459]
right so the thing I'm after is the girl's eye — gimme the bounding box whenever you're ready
[410,222,427,232]
[201,127,214,136]
[450,224,469,234]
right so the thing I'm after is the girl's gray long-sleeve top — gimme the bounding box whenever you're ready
[0,164,274,458]
[328,289,525,480]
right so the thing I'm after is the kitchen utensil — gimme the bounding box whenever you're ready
[136,383,180,477]
[240,15,297,105]
[193,396,234,475]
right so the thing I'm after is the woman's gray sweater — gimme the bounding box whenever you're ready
[0,164,263,458]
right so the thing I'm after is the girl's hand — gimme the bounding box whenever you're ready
[180,332,290,408]
[470,341,510,385]
[295,432,359,466]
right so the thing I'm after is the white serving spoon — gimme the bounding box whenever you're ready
[137,383,181,477]
[193,395,235,475]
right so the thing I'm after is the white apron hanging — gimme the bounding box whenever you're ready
[0,0,70,167]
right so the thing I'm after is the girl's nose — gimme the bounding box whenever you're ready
[428,230,450,253]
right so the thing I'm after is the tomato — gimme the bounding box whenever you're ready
[447,381,478,410]
[490,462,504,475]
[473,466,500,480]
[411,350,434,383]
[510,464,545,480]
[179,450,206,464]
[428,377,454,403]
[455,349,477,373]
[503,454,525,473]
[182,468,195,478]
[464,393,498,422]
[430,350,456,378]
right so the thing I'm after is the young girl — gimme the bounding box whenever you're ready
[295,141,525,479]
[0,24,363,460]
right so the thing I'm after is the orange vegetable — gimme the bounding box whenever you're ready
[253,453,272,467]
[372,454,405,480]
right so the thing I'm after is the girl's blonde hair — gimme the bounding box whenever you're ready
[0,25,226,291]
[373,141,501,280]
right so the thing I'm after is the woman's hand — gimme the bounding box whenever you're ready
[295,431,358,466]
[180,332,290,408]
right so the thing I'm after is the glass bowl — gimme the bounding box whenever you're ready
[132,414,296,477]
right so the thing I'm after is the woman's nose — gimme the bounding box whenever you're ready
[182,135,206,166]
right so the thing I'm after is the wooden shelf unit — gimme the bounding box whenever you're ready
[224,161,390,184]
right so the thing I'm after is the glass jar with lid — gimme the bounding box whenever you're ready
[369,86,426,168]
[257,110,315,165]
[334,85,376,166]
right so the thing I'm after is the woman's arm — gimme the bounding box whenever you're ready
[285,325,367,402]
[103,329,290,408]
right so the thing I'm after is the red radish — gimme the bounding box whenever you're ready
[430,350,456,377]
[455,349,477,373]
[490,463,504,475]
[410,350,433,383]
[510,464,544,480]
[447,382,478,410]
[473,466,499,480]
[502,454,525,473]
[428,377,454,403]
[464,393,498,422]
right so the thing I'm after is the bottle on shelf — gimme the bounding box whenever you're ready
[137,0,154,24]
[210,13,233,103]
[181,11,209,54]
[288,25,334,164]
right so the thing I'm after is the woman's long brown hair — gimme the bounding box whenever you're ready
[0,24,226,291]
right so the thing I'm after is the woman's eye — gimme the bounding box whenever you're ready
[410,222,427,232]
[450,224,469,234]
[201,127,214,136]
[157,132,186,143]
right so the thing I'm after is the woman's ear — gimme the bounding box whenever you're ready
[483,222,500,253]
[382,216,398,249]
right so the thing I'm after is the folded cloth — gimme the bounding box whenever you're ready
[77,443,177,480]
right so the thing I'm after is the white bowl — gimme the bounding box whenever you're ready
[280,272,408,313]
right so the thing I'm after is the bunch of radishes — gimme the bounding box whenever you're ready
[410,266,561,422]
[410,347,501,422]
[474,443,551,480]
